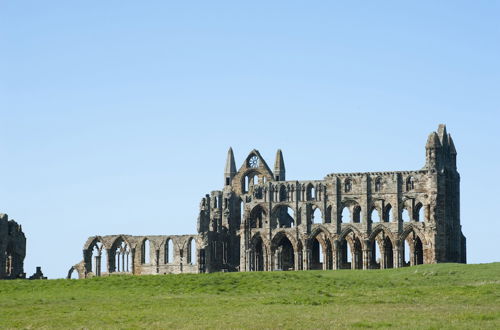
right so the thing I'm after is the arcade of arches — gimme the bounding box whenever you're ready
[70,125,466,277]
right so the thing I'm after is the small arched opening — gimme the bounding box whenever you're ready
[370,207,381,223]
[141,239,151,264]
[384,204,393,222]
[312,207,322,224]
[414,203,424,222]
[188,238,197,265]
[352,206,362,223]
[165,238,174,264]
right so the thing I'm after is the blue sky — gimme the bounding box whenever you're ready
[1,1,499,278]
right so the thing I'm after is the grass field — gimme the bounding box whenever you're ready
[1,263,499,329]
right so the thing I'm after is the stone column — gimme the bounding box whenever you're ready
[363,250,370,270]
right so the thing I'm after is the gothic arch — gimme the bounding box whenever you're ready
[271,231,298,252]
[368,225,397,245]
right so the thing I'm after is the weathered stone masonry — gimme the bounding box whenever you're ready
[0,213,26,279]
[71,125,466,278]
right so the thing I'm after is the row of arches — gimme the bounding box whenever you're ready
[87,236,197,277]
[247,226,426,271]
[246,201,427,229]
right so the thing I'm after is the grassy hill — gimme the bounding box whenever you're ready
[1,263,499,329]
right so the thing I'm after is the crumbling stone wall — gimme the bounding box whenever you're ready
[70,234,200,278]
[72,125,465,277]
[0,214,26,279]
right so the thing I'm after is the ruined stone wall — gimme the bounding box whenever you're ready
[72,125,465,277]
[69,234,199,279]
[0,214,26,279]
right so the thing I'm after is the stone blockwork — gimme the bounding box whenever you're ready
[0,214,26,279]
[71,125,466,278]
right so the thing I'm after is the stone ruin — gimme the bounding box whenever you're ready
[69,124,466,278]
[0,213,26,279]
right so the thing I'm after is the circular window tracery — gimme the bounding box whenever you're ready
[248,155,259,168]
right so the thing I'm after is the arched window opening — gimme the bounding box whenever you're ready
[249,205,266,228]
[374,177,382,192]
[91,241,107,276]
[274,236,294,271]
[402,208,411,222]
[213,197,218,208]
[279,185,287,202]
[352,206,361,223]
[142,239,151,264]
[371,240,381,269]
[253,174,259,186]
[188,238,197,265]
[370,208,381,223]
[340,233,363,270]
[272,206,295,228]
[311,238,324,270]
[344,179,352,193]
[312,208,322,224]
[341,207,349,223]
[414,203,424,222]
[384,204,393,222]
[114,240,131,273]
[244,176,249,193]
[306,183,315,201]
[406,176,415,191]
[68,267,79,279]
[165,239,174,264]
[240,200,245,223]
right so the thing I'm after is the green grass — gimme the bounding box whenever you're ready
[1,263,499,329]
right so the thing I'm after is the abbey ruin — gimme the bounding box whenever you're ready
[69,124,466,278]
[0,214,26,279]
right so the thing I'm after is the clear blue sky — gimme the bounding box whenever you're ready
[1,1,499,278]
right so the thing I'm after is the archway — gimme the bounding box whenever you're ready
[141,239,151,264]
[112,238,131,273]
[274,235,295,271]
[402,231,424,266]
[90,241,107,276]
[250,235,264,271]
[339,231,363,269]
[249,205,266,228]
[165,238,174,264]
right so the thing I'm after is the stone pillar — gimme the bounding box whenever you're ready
[394,246,402,268]
[362,242,371,270]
